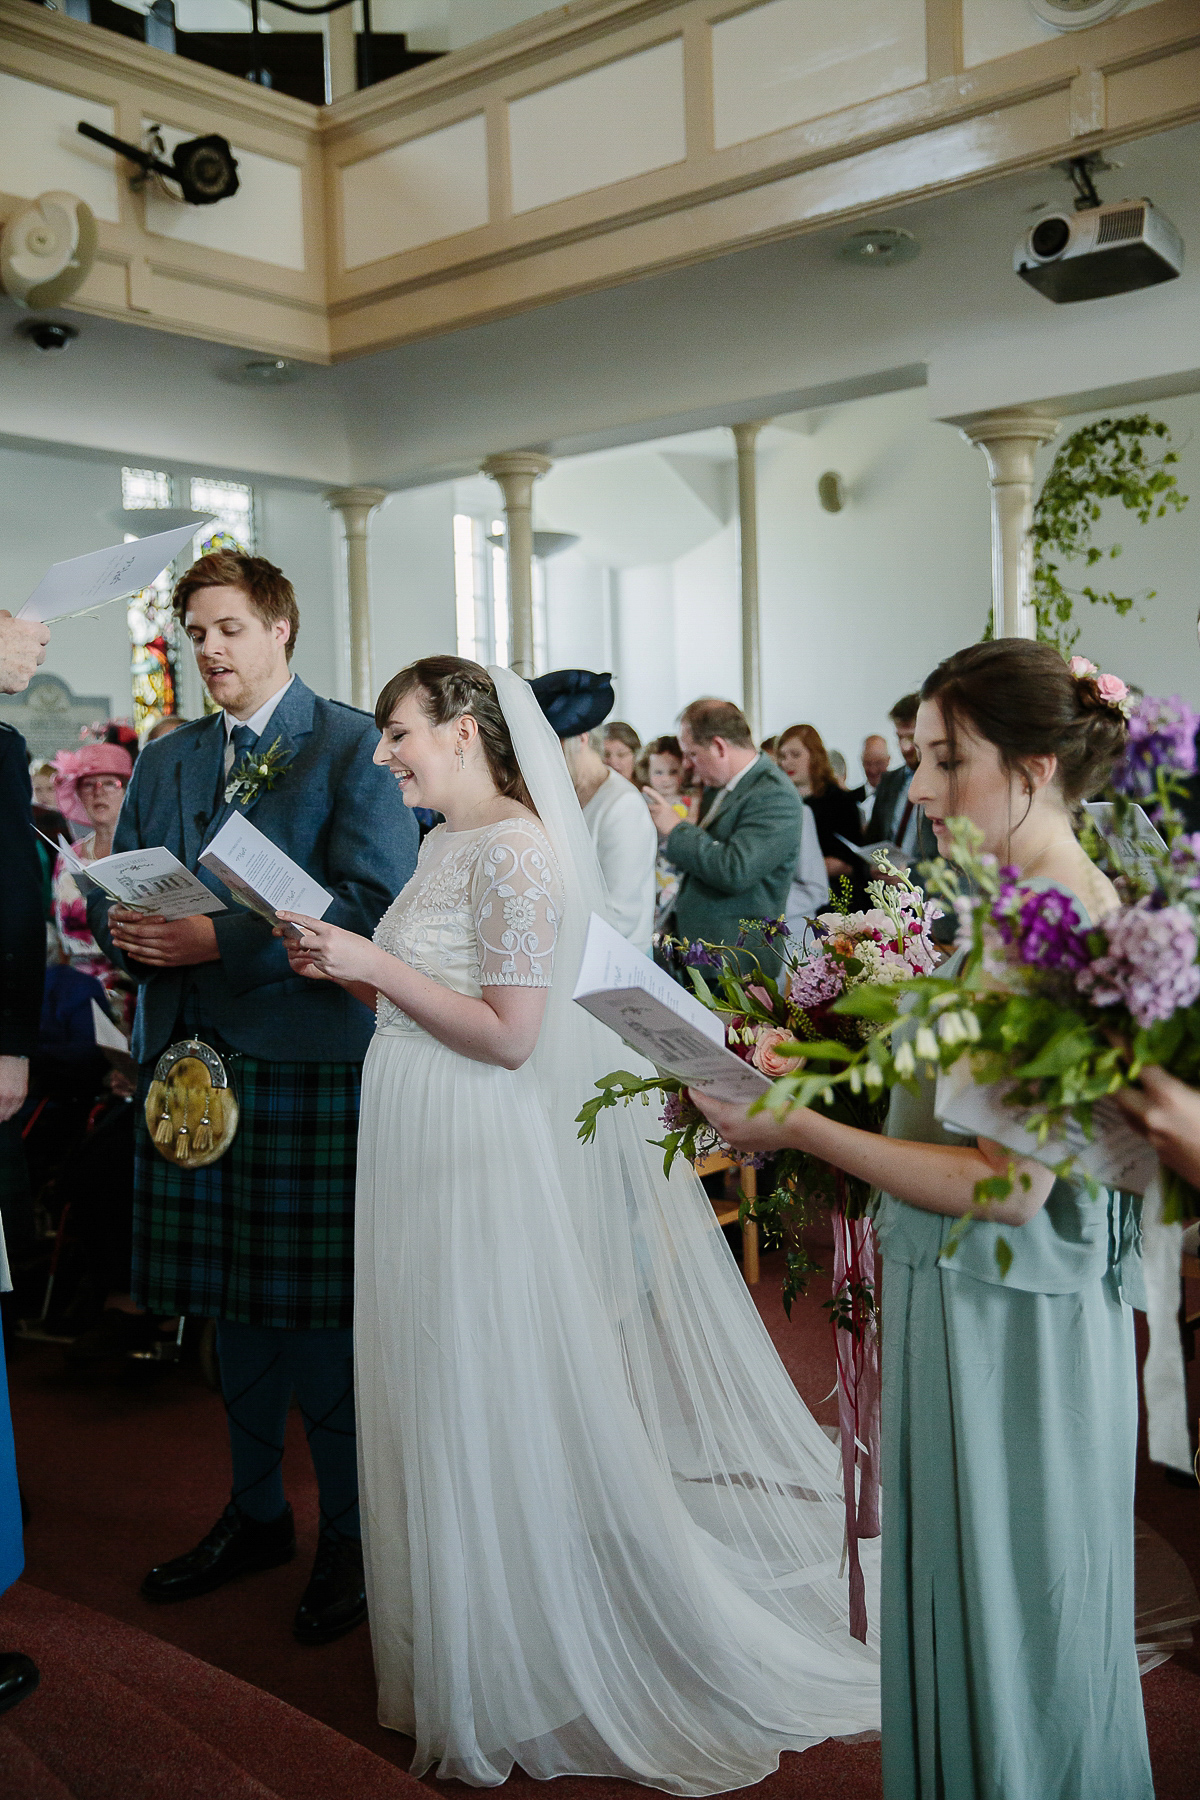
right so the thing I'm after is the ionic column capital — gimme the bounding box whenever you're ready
[323,486,389,526]
[955,410,1060,476]
[480,452,553,487]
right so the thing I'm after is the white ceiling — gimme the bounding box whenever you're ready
[1,119,1198,492]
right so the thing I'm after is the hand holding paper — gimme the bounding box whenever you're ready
[572,914,770,1102]
[200,813,332,936]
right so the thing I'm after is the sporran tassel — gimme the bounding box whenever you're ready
[173,1126,190,1159]
[154,1115,174,1146]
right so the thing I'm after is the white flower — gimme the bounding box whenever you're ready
[863,1061,884,1089]
[914,1026,939,1064]
[937,1011,967,1045]
[502,894,537,935]
[961,1009,981,1041]
[893,1041,916,1077]
[848,1066,862,1094]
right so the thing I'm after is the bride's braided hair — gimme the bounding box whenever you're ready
[375,656,535,811]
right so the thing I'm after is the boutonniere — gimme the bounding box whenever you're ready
[224,735,293,807]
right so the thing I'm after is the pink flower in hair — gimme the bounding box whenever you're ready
[1068,656,1098,678]
[1095,672,1129,705]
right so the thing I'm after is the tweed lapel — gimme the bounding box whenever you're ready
[179,715,227,869]
[200,676,316,852]
[698,757,770,836]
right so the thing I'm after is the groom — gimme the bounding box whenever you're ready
[89,550,417,1643]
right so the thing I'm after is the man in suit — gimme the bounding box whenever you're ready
[89,551,418,1645]
[866,693,937,866]
[0,607,52,1719]
[643,697,803,968]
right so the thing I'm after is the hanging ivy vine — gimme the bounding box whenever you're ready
[1026,414,1187,652]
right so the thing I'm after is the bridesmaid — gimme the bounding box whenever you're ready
[694,640,1153,1800]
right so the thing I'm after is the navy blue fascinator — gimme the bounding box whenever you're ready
[529,668,615,739]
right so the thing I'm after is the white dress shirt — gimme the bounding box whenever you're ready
[583,770,659,955]
[222,675,294,775]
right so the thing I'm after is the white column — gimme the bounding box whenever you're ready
[324,486,388,708]
[956,409,1060,639]
[481,451,552,678]
[731,420,769,739]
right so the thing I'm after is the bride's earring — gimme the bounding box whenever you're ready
[456,742,465,771]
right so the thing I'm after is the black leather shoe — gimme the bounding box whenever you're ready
[141,1502,295,1603]
[293,1532,367,1645]
[0,1653,39,1717]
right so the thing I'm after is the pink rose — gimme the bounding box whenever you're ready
[1068,655,1098,678]
[1095,672,1129,704]
[750,1027,800,1078]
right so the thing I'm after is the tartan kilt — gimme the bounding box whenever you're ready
[133,1051,361,1330]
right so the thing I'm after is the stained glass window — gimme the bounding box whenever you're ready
[190,477,255,555]
[122,466,179,733]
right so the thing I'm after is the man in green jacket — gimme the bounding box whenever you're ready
[643,697,803,969]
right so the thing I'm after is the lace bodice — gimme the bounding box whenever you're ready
[372,816,562,1034]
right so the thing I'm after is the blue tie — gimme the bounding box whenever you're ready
[230,724,259,762]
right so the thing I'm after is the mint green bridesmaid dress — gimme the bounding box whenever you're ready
[875,916,1153,1799]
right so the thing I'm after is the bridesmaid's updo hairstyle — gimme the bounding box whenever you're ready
[375,655,535,811]
[920,639,1127,804]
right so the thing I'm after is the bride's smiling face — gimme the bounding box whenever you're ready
[907,697,1058,860]
[374,688,470,812]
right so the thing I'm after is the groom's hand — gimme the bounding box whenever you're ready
[109,907,221,967]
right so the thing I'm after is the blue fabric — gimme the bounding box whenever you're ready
[216,1321,359,1537]
[228,724,259,760]
[86,678,419,1064]
[0,1330,24,1595]
[873,903,1152,1799]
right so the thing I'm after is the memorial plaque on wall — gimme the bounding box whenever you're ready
[0,674,113,764]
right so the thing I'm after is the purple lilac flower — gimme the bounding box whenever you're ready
[1112,695,1200,799]
[661,1090,692,1131]
[788,951,845,1012]
[1076,900,1200,1029]
[991,886,1090,974]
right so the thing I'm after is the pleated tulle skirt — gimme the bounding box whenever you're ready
[354,1027,879,1793]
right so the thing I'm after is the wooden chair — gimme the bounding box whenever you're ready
[693,1150,760,1284]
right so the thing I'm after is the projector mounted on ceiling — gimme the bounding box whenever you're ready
[1015,156,1183,304]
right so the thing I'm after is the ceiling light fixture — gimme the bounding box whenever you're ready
[837,228,920,269]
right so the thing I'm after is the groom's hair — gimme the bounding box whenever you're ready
[172,551,300,660]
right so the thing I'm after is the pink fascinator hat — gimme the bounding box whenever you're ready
[53,743,133,825]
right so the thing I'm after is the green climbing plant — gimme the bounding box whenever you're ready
[1027,414,1188,653]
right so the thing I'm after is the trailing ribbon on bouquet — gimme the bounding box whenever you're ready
[830,1184,881,1645]
[1141,1170,1193,1474]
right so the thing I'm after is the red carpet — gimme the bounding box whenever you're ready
[0,1582,423,1799]
[2,1212,1197,1798]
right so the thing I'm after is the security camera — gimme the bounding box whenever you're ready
[18,319,78,351]
[76,121,239,207]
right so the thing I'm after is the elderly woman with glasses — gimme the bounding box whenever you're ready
[51,744,137,1033]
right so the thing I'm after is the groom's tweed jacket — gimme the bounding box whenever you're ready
[88,675,418,1064]
[664,756,803,964]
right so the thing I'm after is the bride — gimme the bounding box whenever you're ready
[278,657,879,1793]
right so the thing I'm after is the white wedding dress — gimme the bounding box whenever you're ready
[354,668,880,1794]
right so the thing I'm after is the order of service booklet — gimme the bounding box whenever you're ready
[934,1055,1158,1193]
[38,829,226,921]
[199,812,332,936]
[90,999,137,1084]
[572,912,771,1103]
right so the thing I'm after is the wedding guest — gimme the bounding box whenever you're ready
[30,762,58,811]
[644,734,691,931]
[145,714,188,741]
[694,640,1151,1800]
[776,724,863,897]
[644,697,803,969]
[785,805,830,941]
[601,720,640,783]
[866,696,935,864]
[0,611,50,1719]
[88,550,418,1645]
[760,736,779,763]
[860,734,891,828]
[532,671,657,954]
[51,744,137,1034]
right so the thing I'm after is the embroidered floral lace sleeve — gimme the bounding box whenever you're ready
[472,819,562,988]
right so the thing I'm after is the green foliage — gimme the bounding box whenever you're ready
[984,414,1188,650]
